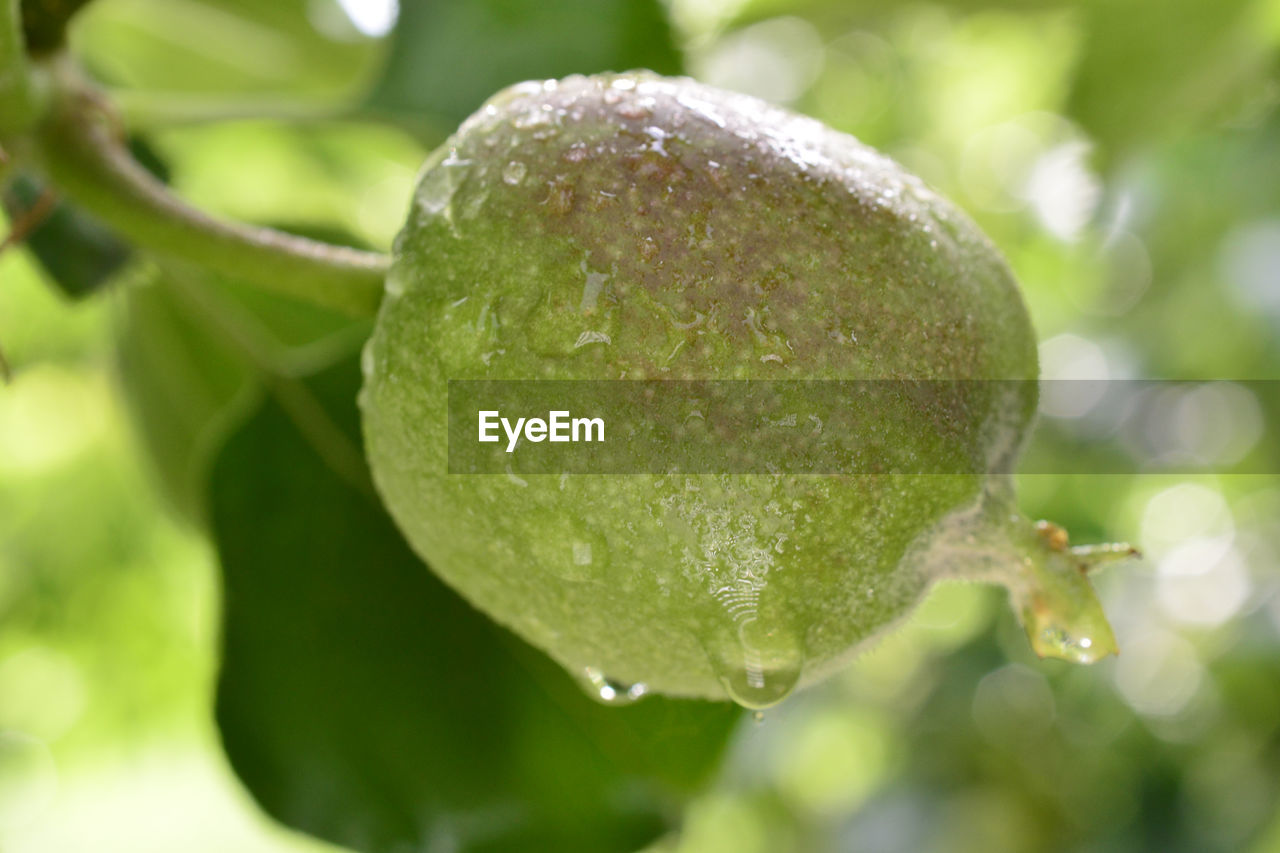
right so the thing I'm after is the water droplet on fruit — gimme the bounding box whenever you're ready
[383,269,407,298]
[502,161,527,186]
[1034,625,1105,664]
[563,143,590,163]
[702,616,803,710]
[579,260,611,313]
[574,330,611,349]
[415,153,469,235]
[581,667,648,705]
[617,100,652,121]
[461,189,488,220]
[514,106,555,130]
[1008,527,1120,664]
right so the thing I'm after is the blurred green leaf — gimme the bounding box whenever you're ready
[75,0,378,100]
[3,173,132,298]
[1,138,168,299]
[1066,0,1272,154]
[364,0,683,139]
[115,268,257,522]
[210,355,740,853]
[116,253,367,523]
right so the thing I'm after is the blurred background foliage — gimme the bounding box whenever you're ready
[1,0,1278,850]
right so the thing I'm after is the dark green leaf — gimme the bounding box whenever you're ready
[3,174,132,299]
[364,0,683,139]
[211,355,740,853]
[3,139,168,299]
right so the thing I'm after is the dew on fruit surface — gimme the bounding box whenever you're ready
[508,80,546,98]
[502,160,527,186]
[574,330,612,348]
[617,100,652,121]
[383,269,407,298]
[644,126,669,156]
[581,667,649,705]
[514,105,555,131]
[461,189,488,220]
[415,152,469,235]
[676,93,729,128]
[669,308,706,330]
[546,179,576,215]
[1035,626,1102,664]
[579,260,611,313]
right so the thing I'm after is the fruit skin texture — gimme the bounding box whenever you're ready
[361,72,1112,707]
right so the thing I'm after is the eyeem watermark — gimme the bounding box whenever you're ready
[448,380,1280,475]
[478,410,605,453]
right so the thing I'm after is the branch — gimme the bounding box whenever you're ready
[0,0,40,135]
[35,95,389,317]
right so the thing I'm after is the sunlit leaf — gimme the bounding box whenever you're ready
[116,253,366,522]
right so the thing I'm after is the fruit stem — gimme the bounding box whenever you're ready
[0,0,43,137]
[33,79,389,318]
[933,507,1133,664]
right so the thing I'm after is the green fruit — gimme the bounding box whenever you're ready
[360,72,1128,709]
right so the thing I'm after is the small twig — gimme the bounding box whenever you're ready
[37,98,389,317]
[0,186,58,254]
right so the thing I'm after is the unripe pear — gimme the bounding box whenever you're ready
[360,72,1128,709]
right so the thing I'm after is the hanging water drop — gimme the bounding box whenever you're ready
[581,667,649,705]
[702,616,803,710]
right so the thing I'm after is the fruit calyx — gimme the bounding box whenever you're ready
[986,516,1136,663]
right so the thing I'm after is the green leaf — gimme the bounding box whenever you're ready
[116,261,366,523]
[210,355,740,853]
[3,173,132,299]
[364,0,682,139]
[2,139,169,299]
[73,0,379,101]
[115,268,257,522]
